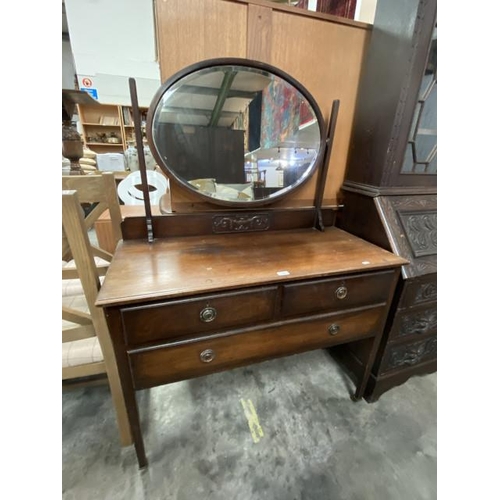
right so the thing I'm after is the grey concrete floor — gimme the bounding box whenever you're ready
[62,349,436,500]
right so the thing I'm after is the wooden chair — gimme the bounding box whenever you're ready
[62,172,132,446]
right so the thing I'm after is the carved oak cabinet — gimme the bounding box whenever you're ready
[333,0,437,401]
[95,58,407,467]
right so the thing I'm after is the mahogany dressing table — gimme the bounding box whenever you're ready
[95,59,407,468]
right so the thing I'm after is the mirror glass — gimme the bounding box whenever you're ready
[149,64,322,204]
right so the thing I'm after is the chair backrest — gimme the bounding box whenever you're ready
[62,172,122,260]
[62,173,131,446]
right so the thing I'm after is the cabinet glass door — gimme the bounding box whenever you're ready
[401,27,437,175]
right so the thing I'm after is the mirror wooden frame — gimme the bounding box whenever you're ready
[145,57,327,208]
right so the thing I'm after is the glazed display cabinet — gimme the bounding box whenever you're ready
[332,0,437,401]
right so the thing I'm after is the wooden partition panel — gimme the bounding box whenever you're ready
[247,4,273,62]
[155,0,247,76]
[154,0,371,211]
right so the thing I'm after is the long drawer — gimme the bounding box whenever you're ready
[129,306,385,389]
[397,274,437,309]
[121,286,277,346]
[387,302,437,342]
[379,335,437,375]
[281,270,395,318]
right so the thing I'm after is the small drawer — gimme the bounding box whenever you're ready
[121,286,277,346]
[129,306,385,389]
[281,270,395,318]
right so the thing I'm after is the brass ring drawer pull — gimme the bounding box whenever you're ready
[200,306,217,323]
[335,286,348,300]
[328,324,340,336]
[200,349,216,363]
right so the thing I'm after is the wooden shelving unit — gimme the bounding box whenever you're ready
[120,105,149,147]
[77,103,149,154]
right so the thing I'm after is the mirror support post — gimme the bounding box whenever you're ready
[314,100,340,231]
[129,78,154,243]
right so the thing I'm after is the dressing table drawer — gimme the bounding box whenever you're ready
[129,306,385,389]
[281,270,395,318]
[121,286,277,346]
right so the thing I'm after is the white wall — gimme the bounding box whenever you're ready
[62,39,77,90]
[63,0,376,109]
[354,0,378,24]
[64,0,161,107]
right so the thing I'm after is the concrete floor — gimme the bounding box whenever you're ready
[62,349,436,500]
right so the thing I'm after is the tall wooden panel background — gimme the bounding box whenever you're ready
[154,0,371,210]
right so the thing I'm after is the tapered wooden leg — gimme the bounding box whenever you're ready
[352,271,401,401]
[94,311,134,446]
[105,309,148,468]
[352,358,372,401]
[127,395,148,468]
[352,337,382,401]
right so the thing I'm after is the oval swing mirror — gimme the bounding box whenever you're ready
[147,58,325,206]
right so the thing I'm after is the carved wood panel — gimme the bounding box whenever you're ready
[390,305,437,341]
[398,210,437,257]
[415,281,437,303]
[398,276,437,308]
[376,195,437,278]
[382,335,437,373]
[212,214,271,233]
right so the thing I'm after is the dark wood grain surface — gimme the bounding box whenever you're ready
[96,227,407,306]
[129,306,385,389]
[281,269,394,318]
[122,286,277,346]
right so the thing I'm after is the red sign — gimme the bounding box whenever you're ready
[82,77,93,88]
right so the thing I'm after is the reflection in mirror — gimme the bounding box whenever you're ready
[150,64,321,203]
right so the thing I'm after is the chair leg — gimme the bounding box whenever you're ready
[107,365,134,447]
[94,313,133,447]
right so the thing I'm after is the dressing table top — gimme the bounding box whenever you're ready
[96,227,407,307]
